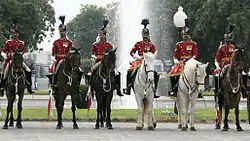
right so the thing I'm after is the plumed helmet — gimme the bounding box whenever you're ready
[58,16,66,32]
[224,24,235,40]
[141,19,150,37]
[99,19,109,35]
[11,20,19,33]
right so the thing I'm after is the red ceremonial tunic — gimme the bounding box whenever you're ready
[213,44,235,76]
[48,38,72,73]
[168,40,198,76]
[128,41,156,71]
[1,39,25,72]
[92,41,113,64]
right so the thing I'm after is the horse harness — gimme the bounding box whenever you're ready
[10,64,25,94]
[134,60,156,94]
[178,65,204,99]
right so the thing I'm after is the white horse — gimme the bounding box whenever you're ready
[133,52,157,130]
[177,58,208,131]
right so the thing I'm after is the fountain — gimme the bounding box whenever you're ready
[116,0,148,109]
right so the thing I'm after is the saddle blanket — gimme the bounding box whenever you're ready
[167,62,184,77]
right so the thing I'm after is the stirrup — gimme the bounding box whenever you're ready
[123,88,131,95]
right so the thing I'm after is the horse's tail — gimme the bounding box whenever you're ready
[142,97,148,122]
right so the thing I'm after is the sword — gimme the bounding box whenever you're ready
[215,70,221,129]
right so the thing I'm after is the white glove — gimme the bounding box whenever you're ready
[51,56,56,61]
[215,62,220,70]
[173,59,179,65]
[1,52,7,59]
[132,54,142,60]
[91,55,97,60]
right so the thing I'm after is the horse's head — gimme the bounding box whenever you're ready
[102,48,117,70]
[142,52,156,82]
[12,49,24,73]
[195,62,209,85]
[64,47,81,74]
[231,47,244,73]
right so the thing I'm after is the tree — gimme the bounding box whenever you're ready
[67,5,106,58]
[0,0,55,52]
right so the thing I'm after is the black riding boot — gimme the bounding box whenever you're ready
[25,71,35,94]
[115,72,124,96]
[154,71,160,98]
[169,76,179,97]
[241,74,248,98]
[123,70,132,95]
[46,74,57,95]
[0,73,5,97]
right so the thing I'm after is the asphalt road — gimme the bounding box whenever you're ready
[0,122,250,141]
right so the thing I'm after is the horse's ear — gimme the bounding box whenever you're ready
[154,51,157,57]
[104,49,109,55]
[196,63,199,68]
[113,48,117,53]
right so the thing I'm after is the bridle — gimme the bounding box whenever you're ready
[62,50,79,86]
[179,65,205,96]
[135,59,156,94]
[227,61,243,93]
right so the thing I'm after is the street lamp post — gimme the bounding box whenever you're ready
[173,6,187,41]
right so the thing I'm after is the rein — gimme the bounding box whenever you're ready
[227,63,242,93]
[10,65,25,94]
[62,58,78,86]
[98,66,112,92]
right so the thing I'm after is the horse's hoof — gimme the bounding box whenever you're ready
[222,128,228,131]
[16,124,23,129]
[100,123,104,127]
[177,124,182,129]
[148,126,155,131]
[135,126,143,130]
[237,126,243,131]
[73,124,79,129]
[181,127,187,131]
[9,122,14,127]
[95,124,99,129]
[190,127,196,131]
[106,124,113,130]
[2,124,8,129]
[56,125,62,129]
[153,122,157,128]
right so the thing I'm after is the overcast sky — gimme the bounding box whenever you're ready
[38,0,119,51]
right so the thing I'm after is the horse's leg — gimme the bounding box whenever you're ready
[105,92,113,129]
[16,92,24,129]
[100,94,106,128]
[3,93,15,129]
[176,97,182,129]
[235,105,243,131]
[95,92,101,129]
[55,92,66,129]
[222,105,230,131]
[189,94,198,131]
[135,93,144,130]
[71,93,79,129]
[179,93,188,131]
[147,94,154,131]
[152,109,157,128]
[9,108,14,127]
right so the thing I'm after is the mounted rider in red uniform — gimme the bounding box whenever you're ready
[214,24,248,129]
[47,16,83,95]
[122,19,160,98]
[167,24,198,97]
[0,20,34,96]
[86,19,124,97]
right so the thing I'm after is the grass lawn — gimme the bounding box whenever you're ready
[0,108,248,123]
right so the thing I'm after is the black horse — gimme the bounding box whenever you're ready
[219,47,244,131]
[3,50,26,129]
[54,48,81,129]
[90,48,117,129]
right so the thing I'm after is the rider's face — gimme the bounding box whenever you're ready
[12,32,19,40]
[59,31,66,38]
[99,33,106,42]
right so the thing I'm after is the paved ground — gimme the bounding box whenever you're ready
[0,122,250,141]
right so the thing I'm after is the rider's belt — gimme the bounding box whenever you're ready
[56,54,65,57]
[222,57,231,61]
[96,55,103,59]
[180,55,192,59]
